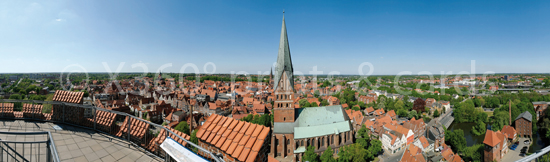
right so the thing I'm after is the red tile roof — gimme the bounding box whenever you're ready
[147,126,191,152]
[196,114,270,162]
[52,90,84,104]
[483,130,501,147]
[116,116,150,138]
[501,125,516,140]
[387,110,396,118]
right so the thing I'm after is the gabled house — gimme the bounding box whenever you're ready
[483,130,508,162]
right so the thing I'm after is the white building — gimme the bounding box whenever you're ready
[381,132,407,154]
[412,136,434,153]
[381,124,414,154]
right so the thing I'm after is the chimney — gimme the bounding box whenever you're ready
[508,99,512,126]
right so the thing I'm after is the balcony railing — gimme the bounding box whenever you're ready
[0,131,60,162]
[0,99,224,162]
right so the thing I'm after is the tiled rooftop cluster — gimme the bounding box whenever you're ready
[83,110,118,134]
[0,103,14,117]
[117,116,150,142]
[51,90,85,124]
[147,126,191,153]
[52,90,85,104]
[22,103,43,118]
[196,114,270,162]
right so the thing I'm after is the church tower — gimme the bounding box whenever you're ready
[273,13,295,123]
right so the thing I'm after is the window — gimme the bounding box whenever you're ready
[287,139,290,145]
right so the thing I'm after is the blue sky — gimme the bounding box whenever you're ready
[1,0,549,75]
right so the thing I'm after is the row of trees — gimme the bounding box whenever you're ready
[240,114,273,127]
[302,125,382,162]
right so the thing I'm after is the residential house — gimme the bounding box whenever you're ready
[400,145,426,162]
[364,107,375,116]
[501,125,517,142]
[403,118,426,139]
[387,110,397,120]
[412,136,433,153]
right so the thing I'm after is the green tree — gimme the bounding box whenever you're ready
[357,125,369,139]
[461,144,484,162]
[174,121,190,135]
[446,129,466,153]
[303,145,319,162]
[299,99,309,108]
[433,109,440,118]
[368,139,382,156]
[408,110,418,119]
[189,130,199,152]
[397,109,408,117]
[492,111,509,131]
[83,90,89,97]
[321,100,330,106]
[477,112,488,123]
[320,146,335,162]
[394,100,404,110]
[472,120,486,136]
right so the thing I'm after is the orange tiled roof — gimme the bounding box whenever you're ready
[483,130,501,147]
[196,114,270,162]
[501,125,516,140]
[147,126,191,152]
[365,107,374,114]
[52,90,84,104]
[116,116,150,138]
[442,148,454,162]
[418,136,429,148]
[387,110,396,117]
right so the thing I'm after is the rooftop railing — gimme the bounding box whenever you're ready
[0,131,60,162]
[516,144,550,162]
[0,99,224,162]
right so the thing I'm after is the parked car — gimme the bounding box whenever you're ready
[510,144,518,150]
[521,147,528,154]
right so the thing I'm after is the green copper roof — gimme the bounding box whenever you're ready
[273,14,294,91]
[273,105,353,139]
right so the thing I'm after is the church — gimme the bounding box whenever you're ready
[269,14,354,162]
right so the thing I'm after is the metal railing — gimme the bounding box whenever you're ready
[0,131,60,162]
[517,145,550,162]
[0,99,224,162]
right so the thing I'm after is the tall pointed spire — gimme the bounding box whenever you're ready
[273,13,294,91]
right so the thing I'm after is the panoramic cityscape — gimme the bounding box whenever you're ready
[1,1,550,162]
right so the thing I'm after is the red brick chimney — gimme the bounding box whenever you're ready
[508,99,512,126]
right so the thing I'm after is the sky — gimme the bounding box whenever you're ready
[1,0,549,75]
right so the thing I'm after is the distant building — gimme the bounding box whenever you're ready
[514,111,532,138]
[532,101,549,120]
[9,75,18,81]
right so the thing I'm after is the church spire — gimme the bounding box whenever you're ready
[273,13,294,91]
